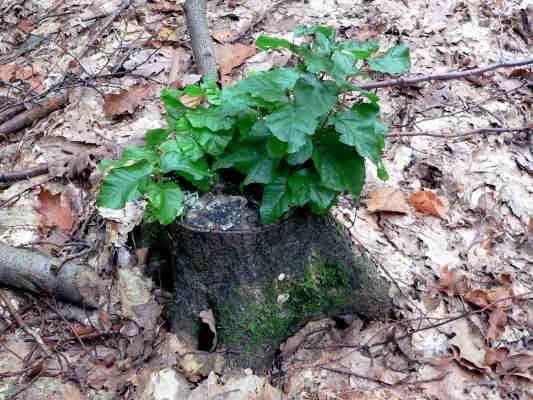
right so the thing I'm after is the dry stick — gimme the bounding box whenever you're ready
[0,289,53,358]
[0,104,25,125]
[387,126,531,139]
[320,365,449,388]
[0,95,66,137]
[184,0,218,79]
[357,57,533,90]
[0,164,50,183]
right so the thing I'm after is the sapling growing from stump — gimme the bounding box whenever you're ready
[96,25,411,368]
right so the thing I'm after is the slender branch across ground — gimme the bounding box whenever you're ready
[357,57,533,90]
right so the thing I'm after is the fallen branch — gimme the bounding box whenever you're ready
[0,242,105,308]
[357,57,533,90]
[387,126,532,139]
[0,95,66,137]
[0,164,49,184]
[0,104,25,125]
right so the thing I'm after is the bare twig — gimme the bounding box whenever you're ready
[0,164,49,183]
[357,57,533,90]
[386,126,531,139]
[0,96,66,137]
[0,289,54,358]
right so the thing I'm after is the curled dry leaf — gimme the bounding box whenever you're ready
[366,187,410,214]
[35,189,75,232]
[103,85,154,118]
[485,346,510,367]
[486,287,515,309]
[215,43,257,76]
[409,191,449,219]
[180,94,205,108]
[496,353,533,374]
[464,289,489,308]
[438,266,468,296]
[487,308,508,340]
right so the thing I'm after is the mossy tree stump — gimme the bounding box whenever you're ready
[165,198,391,370]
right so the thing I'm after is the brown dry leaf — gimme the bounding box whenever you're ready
[180,94,204,108]
[158,26,181,43]
[0,64,18,81]
[497,353,533,374]
[409,191,449,219]
[464,289,489,308]
[486,287,514,309]
[497,272,515,286]
[366,187,410,214]
[485,346,510,367]
[438,266,468,295]
[215,43,257,76]
[487,309,508,340]
[35,189,75,232]
[103,85,154,118]
[212,30,233,43]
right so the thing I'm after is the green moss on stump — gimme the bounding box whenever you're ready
[209,255,351,356]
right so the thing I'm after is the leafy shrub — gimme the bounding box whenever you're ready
[96,26,411,225]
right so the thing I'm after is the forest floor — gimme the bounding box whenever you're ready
[0,0,532,399]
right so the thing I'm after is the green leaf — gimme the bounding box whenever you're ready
[146,128,171,148]
[330,104,387,178]
[191,128,233,156]
[236,68,299,103]
[294,76,338,118]
[302,53,334,74]
[266,136,287,158]
[160,135,204,161]
[337,41,379,59]
[287,139,313,165]
[145,181,184,225]
[201,79,222,105]
[243,156,279,185]
[96,161,154,209]
[288,168,335,211]
[260,174,292,224]
[256,36,301,54]
[161,88,187,128]
[186,107,235,131]
[121,145,159,165]
[368,44,411,75]
[99,159,124,172]
[212,143,264,173]
[294,25,335,41]
[313,32,333,55]
[330,52,357,81]
[312,136,366,200]
[183,85,205,97]
[249,119,271,138]
[265,104,318,153]
[160,152,210,181]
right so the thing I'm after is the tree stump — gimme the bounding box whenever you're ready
[165,194,391,370]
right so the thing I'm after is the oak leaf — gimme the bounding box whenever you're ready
[367,187,410,213]
[103,85,154,118]
[409,191,448,219]
[35,189,75,232]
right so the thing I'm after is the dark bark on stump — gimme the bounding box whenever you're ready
[183,0,218,79]
[166,211,392,370]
